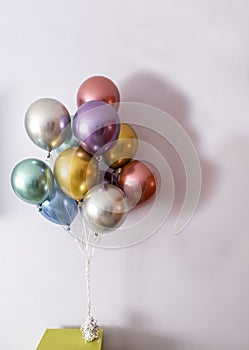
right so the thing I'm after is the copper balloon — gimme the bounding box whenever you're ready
[102,123,138,169]
[117,160,157,208]
[76,76,120,110]
[54,147,99,201]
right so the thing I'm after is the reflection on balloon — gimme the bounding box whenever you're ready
[39,184,78,226]
[102,123,138,169]
[54,146,99,201]
[25,98,71,152]
[56,115,79,153]
[11,75,163,252]
[56,128,79,154]
[11,158,54,205]
[77,75,120,110]
[83,184,128,234]
[73,100,120,155]
[117,160,157,209]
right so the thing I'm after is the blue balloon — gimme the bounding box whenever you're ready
[39,185,78,227]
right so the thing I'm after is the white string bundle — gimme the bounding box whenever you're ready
[85,255,92,319]
[46,150,100,342]
[76,217,100,342]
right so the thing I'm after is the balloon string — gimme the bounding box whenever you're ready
[76,217,99,342]
[76,240,94,320]
[85,254,91,319]
[82,217,94,319]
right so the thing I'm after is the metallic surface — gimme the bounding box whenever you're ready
[54,147,99,201]
[56,116,79,153]
[40,184,78,226]
[117,160,157,208]
[11,158,54,205]
[102,123,138,169]
[73,100,120,155]
[83,184,128,234]
[76,75,120,110]
[25,98,71,151]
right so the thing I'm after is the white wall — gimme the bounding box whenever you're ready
[1,1,249,349]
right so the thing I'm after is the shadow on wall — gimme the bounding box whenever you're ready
[61,325,204,350]
[103,327,174,350]
[103,326,204,350]
[120,71,219,210]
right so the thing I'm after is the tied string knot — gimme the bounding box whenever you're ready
[80,316,99,342]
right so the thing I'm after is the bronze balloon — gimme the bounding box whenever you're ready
[117,160,157,209]
[102,123,138,170]
[54,147,99,201]
[76,75,120,110]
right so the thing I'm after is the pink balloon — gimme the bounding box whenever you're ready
[117,160,158,209]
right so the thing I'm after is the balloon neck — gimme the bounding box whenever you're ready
[37,204,42,212]
[77,200,83,208]
[96,155,102,162]
[114,168,121,175]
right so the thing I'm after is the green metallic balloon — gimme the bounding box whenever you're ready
[11,158,54,205]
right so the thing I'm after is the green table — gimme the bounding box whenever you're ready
[37,329,103,350]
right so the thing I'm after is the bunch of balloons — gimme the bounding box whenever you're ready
[11,76,158,235]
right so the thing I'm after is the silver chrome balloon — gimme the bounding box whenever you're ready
[25,98,71,152]
[83,184,128,234]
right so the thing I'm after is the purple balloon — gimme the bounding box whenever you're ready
[72,100,120,155]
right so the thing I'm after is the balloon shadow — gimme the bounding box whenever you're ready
[120,71,219,211]
[102,326,204,350]
[104,327,176,350]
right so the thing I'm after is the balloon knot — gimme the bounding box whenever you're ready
[46,151,51,162]
[114,168,121,175]
[96,155,102,162]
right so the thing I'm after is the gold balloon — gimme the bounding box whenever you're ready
[54,147,99,201]
[102,123,138,169]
